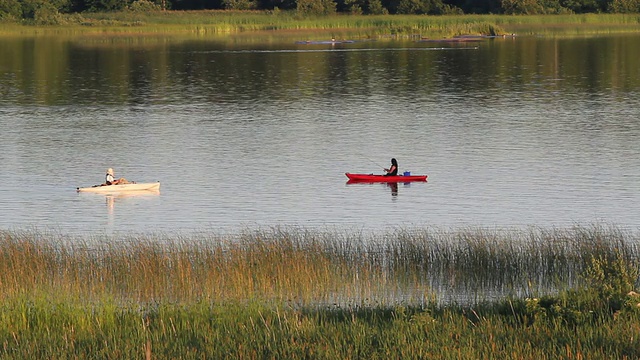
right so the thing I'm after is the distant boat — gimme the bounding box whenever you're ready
[345,173,427,183]
[295,40,356,45]
[77,182,160,193]
[418,37,483,43]
[419,34,516,43]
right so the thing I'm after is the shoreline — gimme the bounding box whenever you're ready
[2,13,640,39]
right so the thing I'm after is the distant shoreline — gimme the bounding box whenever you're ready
[2,13,640,39]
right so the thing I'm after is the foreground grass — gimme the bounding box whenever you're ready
[1,226,639,358]
[1,293,639,359]
[1,12,640,39]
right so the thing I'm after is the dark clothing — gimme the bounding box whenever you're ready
[385,158,398,176]
[385,166,398,176]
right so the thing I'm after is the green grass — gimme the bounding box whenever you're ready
[2,295,639,359]
[1,226,640,358]
[1,12,640,39]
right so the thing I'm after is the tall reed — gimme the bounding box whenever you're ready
[1,225,637,306]
[1,226,640,358]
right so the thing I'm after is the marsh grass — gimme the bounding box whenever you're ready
[1,225,640,358]
[1,225,638,306]
[2,13,639,38]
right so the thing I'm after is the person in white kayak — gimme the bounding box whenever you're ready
[105,168,129,185]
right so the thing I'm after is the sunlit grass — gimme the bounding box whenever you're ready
[1,13,639,39]
[1,225,638,306]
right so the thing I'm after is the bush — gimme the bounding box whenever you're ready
[366,0,388,14]
[87,0,130,12]
[524,251,640,326]
[501,0,572,14]
[222,0,258,10]
[0,0,22,20]
[396,0,428,14]
[582,252,639,311]
[34,1,64,24]
[437,3,464,14]
[343,0,363,14]
[296,0,336,15]
[128,0,162,11]
[608,0,640,12]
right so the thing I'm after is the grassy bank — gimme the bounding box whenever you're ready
[2,293,640,359]
[1,226,640,358]
[1,12,640,38]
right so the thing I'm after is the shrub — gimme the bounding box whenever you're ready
[608,0,640,12]
[222,0,258,10]
[296,0,336,15]
[437,3,464,14]
[501,0,572,14]
[396,0,428,14]
[34,1,64,24]
[582,251,639,312]
[0,0,22,20]
[128,0,162,11]
[366,0,388,14]
[87,0,130,12]
[524,251,640,326]
[343,0,363,14]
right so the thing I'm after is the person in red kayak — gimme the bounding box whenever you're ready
[384,158,398,176]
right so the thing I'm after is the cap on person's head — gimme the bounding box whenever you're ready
[107,168,114,175]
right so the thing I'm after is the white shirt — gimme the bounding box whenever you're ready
[106,174,114,184]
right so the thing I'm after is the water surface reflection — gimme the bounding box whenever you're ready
[0,35,639,234]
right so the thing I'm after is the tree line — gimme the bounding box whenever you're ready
[1,0,639,23]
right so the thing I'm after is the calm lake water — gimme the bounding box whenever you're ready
[1,33,639,236]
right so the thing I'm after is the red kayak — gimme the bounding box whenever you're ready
[345,173,428,183]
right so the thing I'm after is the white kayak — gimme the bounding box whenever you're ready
[77,182,160,193]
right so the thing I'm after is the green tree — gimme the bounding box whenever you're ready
[396,0,446,14]
[13,0,70,20]
[501,0,543,13]
[367,0,388,13]
[0,0,22,19]
[608,0,640,12]
[223,0,258,9]
[259,0,296,10]
[343,0,363,13]
[444,0,502,13]
[33,1,64,23]
[86,0,131,11]
[397,0,425,13]
[501,0,570,14]
[560,0,608,11]
[127,0,164,10]
[560,0,596,12]
[296,0,336,15]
